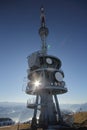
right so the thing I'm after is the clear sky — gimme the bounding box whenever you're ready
[0,0,87,104]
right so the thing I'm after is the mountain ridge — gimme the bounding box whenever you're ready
[0,102,87,111]
[0,102,87,123]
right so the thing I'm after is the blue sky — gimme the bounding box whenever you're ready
[0,0,87,104]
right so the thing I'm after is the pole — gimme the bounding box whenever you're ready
[31,94,39,130]
[54,94,63,123]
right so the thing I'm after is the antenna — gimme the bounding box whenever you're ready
[25,6,68,130]
[39,6,49,55]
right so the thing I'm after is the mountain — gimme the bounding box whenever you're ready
[0,102,33,123]
[0,102,87,123]
[60,103,87,112]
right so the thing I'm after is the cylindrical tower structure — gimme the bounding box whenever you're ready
[25,7,68,130]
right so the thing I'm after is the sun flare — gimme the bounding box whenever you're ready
[34,80,41,87]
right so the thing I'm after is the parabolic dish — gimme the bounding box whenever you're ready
[55,72,63,81]
[46,58,52,64]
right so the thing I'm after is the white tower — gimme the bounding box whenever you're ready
[26,7,68,130]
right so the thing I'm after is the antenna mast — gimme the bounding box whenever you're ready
[39,7,49,55]
[25,6,69,130]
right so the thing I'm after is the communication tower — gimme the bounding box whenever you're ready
[25,7,68,130]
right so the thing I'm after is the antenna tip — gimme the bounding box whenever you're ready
[41,6,44,11]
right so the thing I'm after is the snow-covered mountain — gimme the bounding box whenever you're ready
[0,102,87,123]
[0,102,33,123]
[60,103,87,112]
